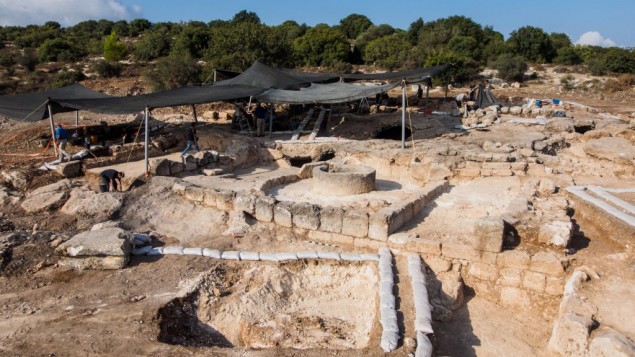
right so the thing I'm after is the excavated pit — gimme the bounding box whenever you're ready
[312,164,376,196]
[157,262,378,350]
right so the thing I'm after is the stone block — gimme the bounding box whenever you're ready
[21,190,68,213]
[548,313,593,356]
[545,276,564,296]
[170,161,185,174]
[423,256,452,273]
[458,168,481,178]
[171,181,191,195]
[183,155,198,171]
[203,168,223,176]
[55,161,82,178]
[388,206,405,233]
[319,206,343,234]
[255,196,276,222]
[480,251,497,265]
[469,280,499,302]
[292,202,320,230]
[184,185,205,203]
[530,251,565,276]
[468,262,498,281]
[202,189,218,207]
[442,243,480,261]
[523,271,546,292]
[497,250,530,269]
[587,328,635,357]
[215,190,235,211]
[55,227,130,270]
[353,237,381,250]
[341,209,369,238]
[273,201,293,228]
[148,158,170,176]
[498,268,522,287]
[538,221,572,247]
[412,193,427,215]
[402,202,414,223]
[409,239,442,255]
[233,191,256,215]
[474,217,504,253]
[308,230,353,246]
[499,287,530,307]
[368,208,392,241]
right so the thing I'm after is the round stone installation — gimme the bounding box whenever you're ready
[312,164,376,196]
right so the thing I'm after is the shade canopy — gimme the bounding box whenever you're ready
[256,82,400,105]
[0,84,112,121]
[341,64,452,82]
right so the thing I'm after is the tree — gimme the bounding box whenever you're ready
[171,25,211,58]
[507,26,556,63]
[293,24,349,67]
[103,32,127,61]
[407,18,424,45]
[364,33,412,70]
[553,47,582,65]
[92,60,123,78]
[352,24,396,63]
[17,49,38,71]
[231,10,261,24]
[133,29,171,61]
[38,38,84,62]
[339,14,373,39]
[143,55,201,90]
[491,53,527,82]
[128,19,152,37]
[603,47,635,73]
[49,69,84,88]
[549,33,572,52]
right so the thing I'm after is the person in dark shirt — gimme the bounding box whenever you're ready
[416,84,423,99]
[254,103,268,136]
[181,122,200,157]
[54,123,71,162]
[99,169,125,192]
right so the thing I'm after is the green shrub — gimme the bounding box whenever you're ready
[490,53,527,82]
[49,69,84,88]
[92,60,123,78]
[103,32,128,61]
[143,56,201,91]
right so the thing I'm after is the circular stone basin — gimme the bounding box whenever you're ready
[312,164,376,195]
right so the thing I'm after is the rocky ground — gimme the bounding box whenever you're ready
[0,66,634,356]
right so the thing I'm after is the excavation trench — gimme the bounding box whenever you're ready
[157,261,378,350]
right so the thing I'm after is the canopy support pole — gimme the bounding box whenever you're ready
[47,101,58,156]
[401,82,406,150]
[213,69,217,83]
[144,107,149,174]
[424,83,430,115]
[75,111,79,126]
[191,105,198,123]
[268,104,273,138]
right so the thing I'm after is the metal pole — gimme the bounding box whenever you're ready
[401,82,406,149]
[47,102,58,156]
[191,105,198,123]
[144,107,149,174]
[424,83,430,115]
[75,111,79,126]
[213,69,217,83]
[268,104,273,138]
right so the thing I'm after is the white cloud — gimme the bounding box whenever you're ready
[575,31,617,47]
[0,0,139,27]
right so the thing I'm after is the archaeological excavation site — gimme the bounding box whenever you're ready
[1,61,634,357]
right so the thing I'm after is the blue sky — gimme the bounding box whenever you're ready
[1,0,633,47]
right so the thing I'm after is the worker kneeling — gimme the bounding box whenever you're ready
[99,169,125,193]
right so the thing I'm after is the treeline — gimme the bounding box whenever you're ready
[1,10,634,91]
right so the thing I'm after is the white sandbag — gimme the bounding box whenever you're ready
[183,247,203,256]
[410,269,426,283]
[296,251,319,259]
[380,306,397,319]
[202,248,221,259]
[412,283,430,302]
[360,253,380,261]
[408,253,421,266]
[380,269,394,284]
[380,281,394,295]
[380,293,396,309]
[414,317,434,334]
[416,332,433,357]
[340,252,362,261]
[377,258,392,274]
[317,251,341,260]
[146,247,163,256]
[162,246,184,255]
[239,251,260,261]
[132,246,153,255]
[380,316,399,332]
[276,252,298,261]
[259,253,279,262]
[220,251,241,260]
[379,246,391,257]
[380,331,399,352]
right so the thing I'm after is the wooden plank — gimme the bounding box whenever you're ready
[291,108,315,140]
[307,107,327,141]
